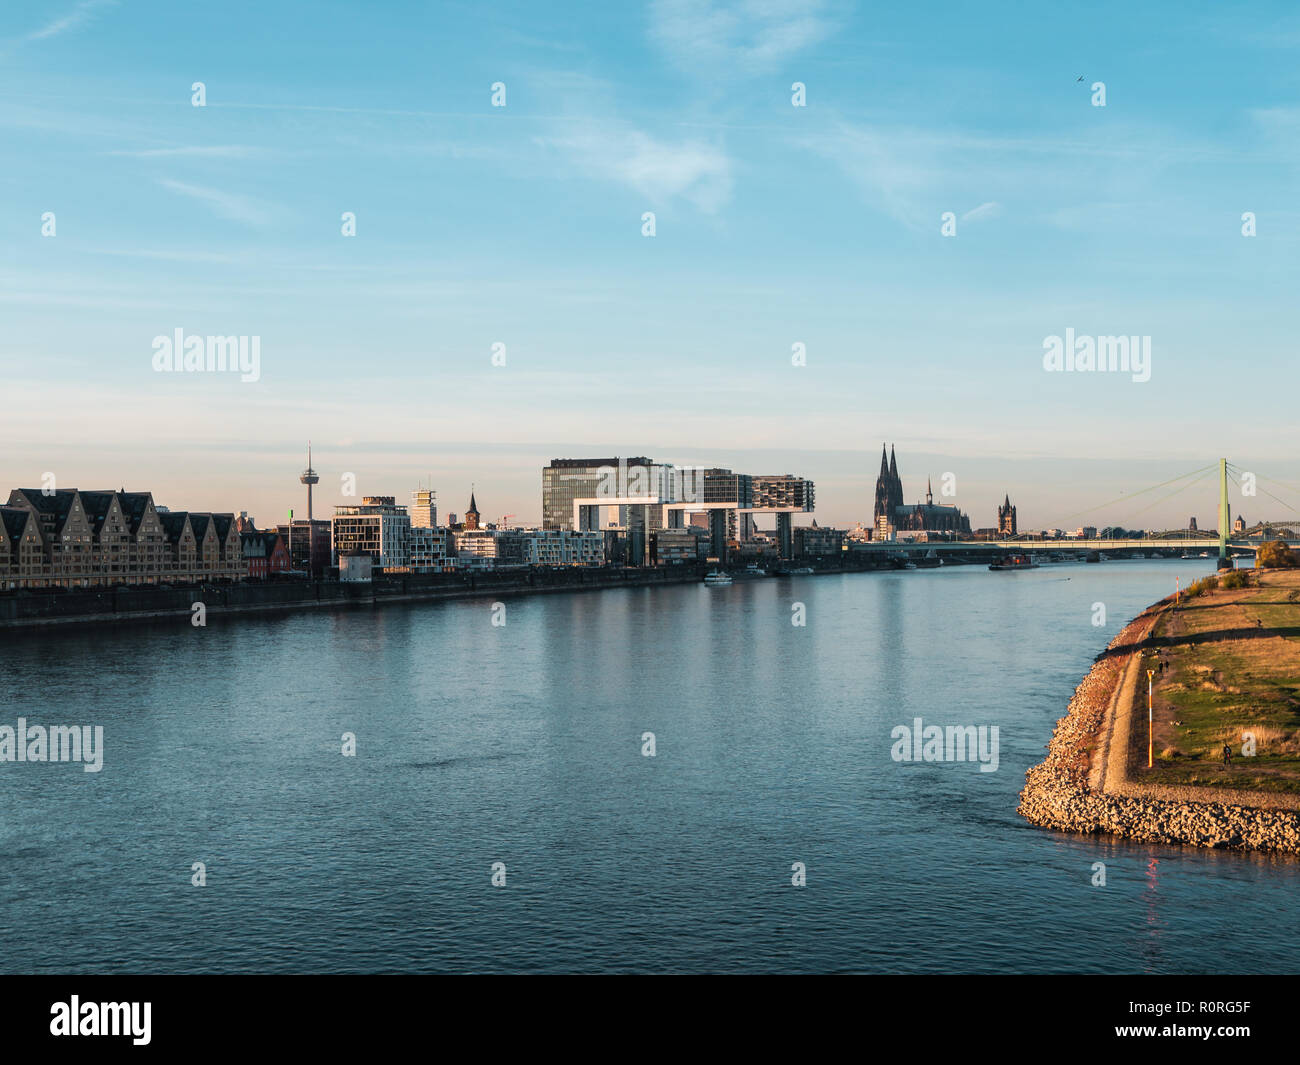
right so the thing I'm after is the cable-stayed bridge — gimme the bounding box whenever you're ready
[863,459,1300,561]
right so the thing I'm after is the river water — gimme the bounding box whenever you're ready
[2,559,1294,973]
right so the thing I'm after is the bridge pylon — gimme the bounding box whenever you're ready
[1218,457,1230,568]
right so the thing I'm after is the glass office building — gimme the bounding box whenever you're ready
[542,457,659,530]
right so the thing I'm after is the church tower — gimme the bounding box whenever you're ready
[465,489,481,531]
[998,494,1017,537]
[887,445,904,516]
[873,445,892,524]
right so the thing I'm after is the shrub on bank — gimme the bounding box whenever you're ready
[1257,541,1298,569]
[1221,570,1249,590]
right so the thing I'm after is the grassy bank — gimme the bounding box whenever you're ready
[1126,569,1300,795]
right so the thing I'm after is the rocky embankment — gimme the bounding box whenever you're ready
[1018,607,1300,852]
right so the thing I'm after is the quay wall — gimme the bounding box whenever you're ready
[0,555,895,632]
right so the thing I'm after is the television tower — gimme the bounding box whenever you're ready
[299,443,320,575]
[300,442,320,520]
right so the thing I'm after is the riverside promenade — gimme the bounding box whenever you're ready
[1020,569,1300,852]
[0,554,892,633]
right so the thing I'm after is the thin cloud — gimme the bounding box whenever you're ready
[156,179,272,226]
[538,121,733,212]
[649,0,836,75]
[110,145,259,159]
[24,0,117,42]
[961,201,1001,223]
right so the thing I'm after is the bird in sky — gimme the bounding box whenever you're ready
[1076,75,1085,82]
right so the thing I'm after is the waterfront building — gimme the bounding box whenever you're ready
[794,524,845,558]
[276,520,331,577]
[0,505,44,590]
[691,467,755,547]
[408,526,456,573]
[542,457,816,562]
[331,496,410,571]
[544,457,654,530]
[517,529,605,567]
[338,552,373,583]
[650,528,708,565]
[241,530,291,579]
[543,456,680,567]
[3,488,241,588]
[998,495,1018,537]
[453,528,527,568]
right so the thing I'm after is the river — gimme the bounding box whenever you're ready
[2,559,1293,973]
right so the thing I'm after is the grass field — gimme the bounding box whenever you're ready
[1127,568,1300,794]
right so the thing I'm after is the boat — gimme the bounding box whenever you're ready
[703,570,733,586]
[790,566,814,575]
[989,553,1040,571]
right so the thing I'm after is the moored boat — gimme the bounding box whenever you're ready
[989,553,1039,571]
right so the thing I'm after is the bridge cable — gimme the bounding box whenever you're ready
[1225,464,1300,520]
[1040,462,1217,529]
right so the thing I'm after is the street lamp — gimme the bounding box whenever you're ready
[1147,668,1155,768]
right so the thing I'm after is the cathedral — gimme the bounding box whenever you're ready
[872,445,971,538]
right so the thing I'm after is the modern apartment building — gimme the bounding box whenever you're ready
[408,525,456,573]
[452,528,527,567]
[331,496,411,570]
[518,529,605,566]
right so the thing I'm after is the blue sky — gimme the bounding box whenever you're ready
[3,0,1300,530]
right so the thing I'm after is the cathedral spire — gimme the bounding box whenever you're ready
[927,477,933,506]
[879,444,889,476]
[889,445,898,481]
